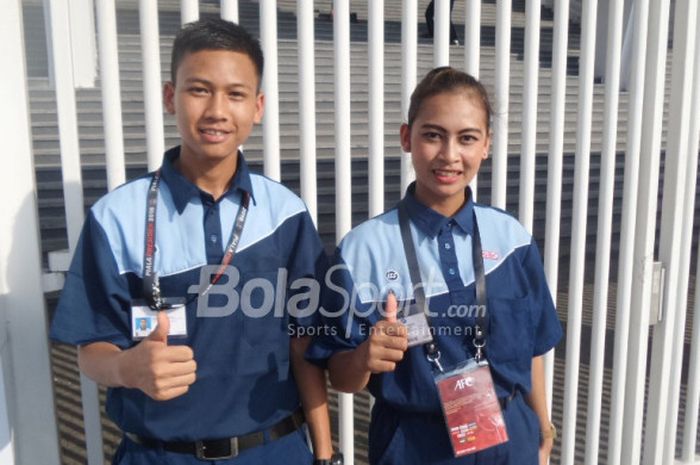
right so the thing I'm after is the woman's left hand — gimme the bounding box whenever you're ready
[539,437,554,465]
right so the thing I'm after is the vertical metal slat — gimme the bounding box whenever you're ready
[260,0,281,181]
[221,0,239,23]
[491,0,511,209]
[139,0,165,171]
[334,1,354,463]
[369,0,384,218]
[542,0,570,409]
[96,0,126,190]
[584,1,625,463]
[400,0,417,194]
[621,0,672,462]
[643,0,698,462]
[680,6,700,459]
[464,0,481,199]
[518,0,541,231]
[297,0,318,223]
[181,0,199,24]
[560,1,598,463]
[434,0,450,66]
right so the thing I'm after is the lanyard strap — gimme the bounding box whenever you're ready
[471,213,488,351]
[142,170,250,309]
[398,203,427,315]
[397,201,488,362]
[142,170,162,309]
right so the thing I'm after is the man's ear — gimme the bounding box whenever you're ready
[163,82,176,114]
[399,123,411,153]
[253,92,265,124]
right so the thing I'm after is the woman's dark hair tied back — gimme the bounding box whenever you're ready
[407,67,492,130]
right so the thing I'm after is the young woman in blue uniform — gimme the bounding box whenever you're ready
[308,67,563,464]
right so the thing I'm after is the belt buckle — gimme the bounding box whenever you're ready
[195,437,238,461]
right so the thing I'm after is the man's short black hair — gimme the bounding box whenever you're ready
[170,18,264,88]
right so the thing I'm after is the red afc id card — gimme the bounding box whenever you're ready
[435,360,509,457]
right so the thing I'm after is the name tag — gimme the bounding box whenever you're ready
[399,302,434,348]
[435,360,508,457]
[130,298,188,340]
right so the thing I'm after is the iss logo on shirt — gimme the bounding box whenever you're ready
[385,269,399,281]
[482,250,500,261]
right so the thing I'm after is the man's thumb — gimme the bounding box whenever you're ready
[147,311,170,343]
[384,292,398,323]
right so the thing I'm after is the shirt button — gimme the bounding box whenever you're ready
[210,234,218,243]
[448,268,456,275]
[444,243,451,250]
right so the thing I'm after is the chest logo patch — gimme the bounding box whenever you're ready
[482,250,500,260]
[385,269,399,281]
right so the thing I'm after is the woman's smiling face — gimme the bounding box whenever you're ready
[401,90,491,217]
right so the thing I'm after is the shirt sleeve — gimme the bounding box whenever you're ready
[284,209,329,332]
[49,211,133,348]
[305,249,380,368]
[523,238,563,356]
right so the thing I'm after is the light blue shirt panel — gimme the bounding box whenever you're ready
[91,177,207,278]
[341,206,533,305]
[339,210,448,304]
[235,174,307,254]
[466,206,532,279]
[91,174,307,278]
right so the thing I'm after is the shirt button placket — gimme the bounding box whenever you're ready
[203,196,224,263]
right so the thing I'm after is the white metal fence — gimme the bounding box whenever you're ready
[3,0,700,464]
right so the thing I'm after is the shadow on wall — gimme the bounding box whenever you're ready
[0,302,16,463]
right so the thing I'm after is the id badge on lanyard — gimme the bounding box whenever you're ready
[400,302,434,348]
[131,298,187,340]
[435,359,508,457]
[137,169,249,341]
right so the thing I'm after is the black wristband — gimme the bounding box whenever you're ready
[313,452,343,465]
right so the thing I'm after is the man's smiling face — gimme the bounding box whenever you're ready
[163,49,264,166]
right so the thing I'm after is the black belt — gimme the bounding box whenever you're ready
[125,409,305,461]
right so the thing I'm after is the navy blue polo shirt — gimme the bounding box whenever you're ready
[307,184,562,412]
[50,147,326,441]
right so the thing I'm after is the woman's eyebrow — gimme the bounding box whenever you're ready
[420,123,484,135]
[419,123,447,132]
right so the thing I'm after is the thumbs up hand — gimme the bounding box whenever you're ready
[119,311,197,401]
[146,310,170,342]
[359,292,409,374]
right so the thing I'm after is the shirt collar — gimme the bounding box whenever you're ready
[399,182,474,238]
[159,146,255,214]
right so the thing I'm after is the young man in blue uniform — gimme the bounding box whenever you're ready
[50,19,339,465]
[307,67,562,464]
